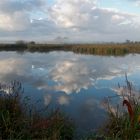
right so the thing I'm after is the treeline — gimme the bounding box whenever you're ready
[27,43,73,52]
[0,42,73,52]
[1,41,140,56]
[0,42,71,52]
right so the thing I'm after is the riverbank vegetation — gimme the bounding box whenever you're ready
[72,43,140,56]
[87,76,140,140]
[1,41,140,56]
[0,81,74,140]
[0,78,140,140]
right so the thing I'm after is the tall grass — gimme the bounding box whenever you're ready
[72,43,140,56]
[0,81,74,140]
[100,76,140,140]
[85,76,140,140]
[0,78,140,140]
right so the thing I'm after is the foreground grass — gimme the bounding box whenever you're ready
[87,77,140,140]
[101,102,140,140]
[0,81,74,140]
[0,79,140,140]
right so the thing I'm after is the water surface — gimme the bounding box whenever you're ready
[1,51,140,135]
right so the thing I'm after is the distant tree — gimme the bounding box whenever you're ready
[29,41,36,45]
[126,40,130,44]
[16,40,26,45]
[16,40,26,47]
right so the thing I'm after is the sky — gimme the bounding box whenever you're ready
[0,0,140,43]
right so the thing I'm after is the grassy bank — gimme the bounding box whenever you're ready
[1,42,140,56]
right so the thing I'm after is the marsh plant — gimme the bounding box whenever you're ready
[0,78,140,140]
[100,76,140,140]
[85,76,140,140]
[0,81,74,140]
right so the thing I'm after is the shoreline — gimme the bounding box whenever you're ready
[0,43,140,56]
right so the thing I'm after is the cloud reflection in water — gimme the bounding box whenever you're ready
[0,52,140,133]
[50,60,95,94]
[0,52,140,95]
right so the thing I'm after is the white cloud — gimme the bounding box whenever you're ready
[50,0,139,31]
[0,12,29,31]
[1,52,140,95]
[50,0,97,28]
[136,1,140,6]
[128,0,140,6]
[0,0,140,42]
[44,94,52,106]
[0,57,35,83]
[112,14,125,22]
[0,58,29,76]
[111,86,140,102]
[58,95,70,105]
[50,60,94,94]
[0,0,46,31]
[47,0,140,42]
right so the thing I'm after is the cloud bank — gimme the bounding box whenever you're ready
[0,0,140,42]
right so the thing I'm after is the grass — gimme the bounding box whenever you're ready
[87,76,140,140]
[106,78,140,139]
[0,78,140,140]
[71,43,140,56]
[0,81,74,140]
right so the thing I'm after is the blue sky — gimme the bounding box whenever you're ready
[100,0,140,14]
[0,0,140,43]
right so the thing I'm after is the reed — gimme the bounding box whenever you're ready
[101,76,140,140]
[86,76,140,140]
[0,81,74,140]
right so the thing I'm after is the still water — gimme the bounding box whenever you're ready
[0,51,140,135]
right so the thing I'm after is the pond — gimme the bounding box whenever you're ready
[0,51,140,136]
